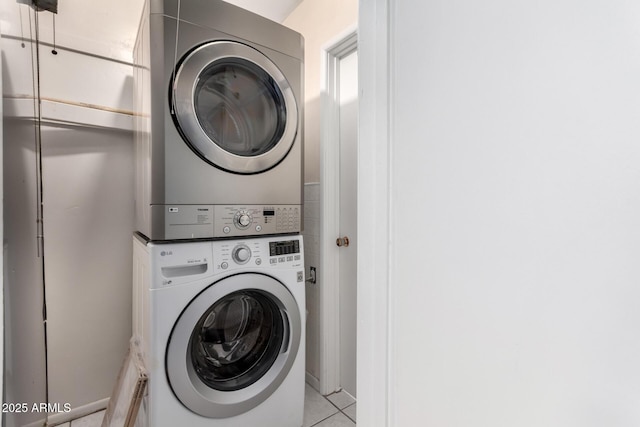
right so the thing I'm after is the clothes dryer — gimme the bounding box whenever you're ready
[134,0,303,241]
[132,234,305,426]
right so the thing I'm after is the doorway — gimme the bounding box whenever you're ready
[320,28,358,398]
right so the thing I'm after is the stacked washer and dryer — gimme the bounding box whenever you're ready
[131,1,305,426]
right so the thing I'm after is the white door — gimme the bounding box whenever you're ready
[337,49,358,398]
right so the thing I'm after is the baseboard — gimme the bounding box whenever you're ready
[23,417,47,427]
[305,371,321,393]
[45,397,110,426]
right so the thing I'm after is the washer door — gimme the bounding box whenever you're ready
[166,273,301,418]
[171,41,298,174]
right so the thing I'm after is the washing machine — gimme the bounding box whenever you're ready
[134,0,304,241]
[132,233,305,426]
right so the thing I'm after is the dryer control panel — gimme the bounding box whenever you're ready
[215,205,301,238]
[153,204,302,240]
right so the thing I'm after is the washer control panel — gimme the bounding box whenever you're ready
[231,244,252,264]
[268,239,302,266]
[211,236,303,273]
[269,240,300,256]
[215,205,302,237]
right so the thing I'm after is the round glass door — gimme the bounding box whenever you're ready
[172,41,298,174]
[190,290,284,391]
[166,273,301,418]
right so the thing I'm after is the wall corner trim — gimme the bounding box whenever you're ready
[358,0,392,426]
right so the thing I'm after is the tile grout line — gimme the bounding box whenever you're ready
[310,412,340,426]
[310,409,356,426]
[342,402,356,423]
[311,394,356,426]
[309,395,340,426]
[310,409,355,426]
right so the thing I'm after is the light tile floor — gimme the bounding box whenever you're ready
[304,384,356,427]
[58,384,356,427]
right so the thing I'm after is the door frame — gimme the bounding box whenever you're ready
[357,1,392,425]
[319,26,358,396]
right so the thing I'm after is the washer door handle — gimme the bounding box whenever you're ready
[336,236,350,247]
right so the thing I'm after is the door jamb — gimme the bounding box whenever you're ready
[319,26,358,396]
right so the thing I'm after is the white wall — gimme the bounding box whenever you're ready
[0,21,4,427]
[360,0,640,425]
[301,182,320,386]
[2,29,49,427]
[284,0,358,184]
[2,4,134,425]
[224,0,304,23]
[3,119,48,427]
[43,124,133,424]
[0,0,142,63]
[284,0,358,385]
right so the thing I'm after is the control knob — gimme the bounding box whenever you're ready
[234,211,252,229]
[232,245,251,264]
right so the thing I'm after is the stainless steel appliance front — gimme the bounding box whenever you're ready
[134,0,304,240]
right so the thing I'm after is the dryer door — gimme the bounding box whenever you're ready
[166,273,301,418]
[171,41,299,174]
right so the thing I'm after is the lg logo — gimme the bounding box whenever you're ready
[160,250,173,256]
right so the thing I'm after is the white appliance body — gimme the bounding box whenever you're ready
[132,234,305,426]
[134,0,304,241]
